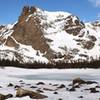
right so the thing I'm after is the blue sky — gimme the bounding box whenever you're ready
[0,0,100,24]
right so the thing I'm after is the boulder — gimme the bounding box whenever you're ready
[69,87,76,91]
[14,85,21,89]
[72,77,86,85]
[90,88,99,93]
[0,94,6,100]
[16,88,48,99]
[53,91,58,94]
[78,96,83,98]
[7,83,14,87]
[30,86,37,88]
[6,94,13,99]
[57,84,66,89]
[73,78,98,85]
[36,89,44,93]
[36,82,45,85]
[0,93,13,100]
[86,81,97,84]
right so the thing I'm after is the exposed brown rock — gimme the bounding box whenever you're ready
[18,6,30,22]
[72,78,97,86]
[88,35,97,42]
[5,36,19,48]
[0,94,13,100]
[64,15,85,36]
[18,6,37,22]
[72,77,86,85]
[0,38,6,44]
[16,88,48,99]
[11,6,61,60]
[81,40,95,50]
[0,94,5,100]
[12,11,49,53]
[30,6,37,14]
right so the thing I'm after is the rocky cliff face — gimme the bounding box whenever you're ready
[0,6,100,64]
[12,6,50,54]
[64,15,85,36]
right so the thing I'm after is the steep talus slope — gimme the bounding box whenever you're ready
[0,6,100,65]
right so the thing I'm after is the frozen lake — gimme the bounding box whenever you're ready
[8,68,100,81]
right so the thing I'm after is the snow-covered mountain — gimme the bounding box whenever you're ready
[0,6,100,64]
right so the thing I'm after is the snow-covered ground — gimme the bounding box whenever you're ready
[0,67,100,100]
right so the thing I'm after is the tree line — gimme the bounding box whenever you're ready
[0,57,100,69]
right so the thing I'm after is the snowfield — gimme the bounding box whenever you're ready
[0,67,100,100]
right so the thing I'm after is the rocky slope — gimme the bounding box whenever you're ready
[0,6,100,64]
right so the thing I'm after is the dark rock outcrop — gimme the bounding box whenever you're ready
[72,77,97,85]
[0,93,13,100]
[5,36,19,48]
[69,87,76,91]
[12,6,50,53]
[36,82,45,85]
[64,15,85,36]
[7,83,14,87]
[72,77,86,85]
[81,40,95,50]
[0,94,6,100]
[90,88,99,93]
[16,88,48,99]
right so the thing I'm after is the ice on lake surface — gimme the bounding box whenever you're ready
[9,68,100,81]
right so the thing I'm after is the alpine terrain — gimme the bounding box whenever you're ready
[0,6,100,67]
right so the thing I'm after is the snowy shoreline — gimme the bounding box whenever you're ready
[0,67,100,100]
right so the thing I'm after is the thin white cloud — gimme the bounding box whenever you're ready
[89,0,100,7]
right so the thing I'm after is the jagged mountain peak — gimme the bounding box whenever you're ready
[0,6,100,65]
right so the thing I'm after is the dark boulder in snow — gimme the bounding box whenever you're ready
[16,88,48,99]
[0,93,13,100]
